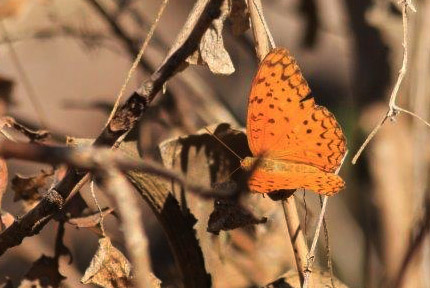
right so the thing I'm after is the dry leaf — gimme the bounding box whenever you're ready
[187,0,235,75]
[68,208,114,228]
[12,170,54,207]
[208,198,267,234]
[148,273,162,288]
[19,255,66,288]
[68,208,115,236]
[0,210,14,231]
[81,237,132,288]
[159,124,301,286]
[229,0,249,35]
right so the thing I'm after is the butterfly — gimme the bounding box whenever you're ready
[241,48,347,196]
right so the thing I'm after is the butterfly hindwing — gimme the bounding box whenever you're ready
[247,164,345,196]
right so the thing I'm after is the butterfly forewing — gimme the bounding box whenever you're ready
[247,48,346,173]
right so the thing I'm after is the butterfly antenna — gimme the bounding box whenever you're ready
[204,127,243,161]
[226,165,242,180]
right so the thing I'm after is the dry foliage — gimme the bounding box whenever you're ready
[0,0,428,288]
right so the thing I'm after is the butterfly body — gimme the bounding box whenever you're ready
[245,48,347,196]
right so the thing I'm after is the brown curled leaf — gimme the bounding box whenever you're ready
[207,197,267,235]
[67,208,115,236]
[12,170,54,207]
[0,210,14,232]
[81,237,132,288]
[187,0,235,75]
[67,208,115,228]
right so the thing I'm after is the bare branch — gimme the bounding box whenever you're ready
[105,0,170,128]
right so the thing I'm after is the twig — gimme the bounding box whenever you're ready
[97,166,152,288]
[0,140,226,198]
[0,116,50,142]
[321,201,336,288]
[105,0,170,128]
[303,152,348,288]
[282,198,309,284]
[352,0,425,164]
[89,178,105,236]
[0,0,225,256]
[0,21,49,129]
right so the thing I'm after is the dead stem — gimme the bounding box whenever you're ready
[352,0,425,165]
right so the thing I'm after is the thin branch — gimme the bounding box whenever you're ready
[86,0,152,72]
[89,178,106,236]
[282,198,309,284]
[396,106,430,127]
[0,0,225,256]
[352,114,388,164]
[352,1,424,164]
[321,199,336,288]
[105,0,170,127]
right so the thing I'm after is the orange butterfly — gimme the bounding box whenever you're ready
[241,48,347,196]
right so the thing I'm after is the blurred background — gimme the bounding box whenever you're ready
[0,0,429,287]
